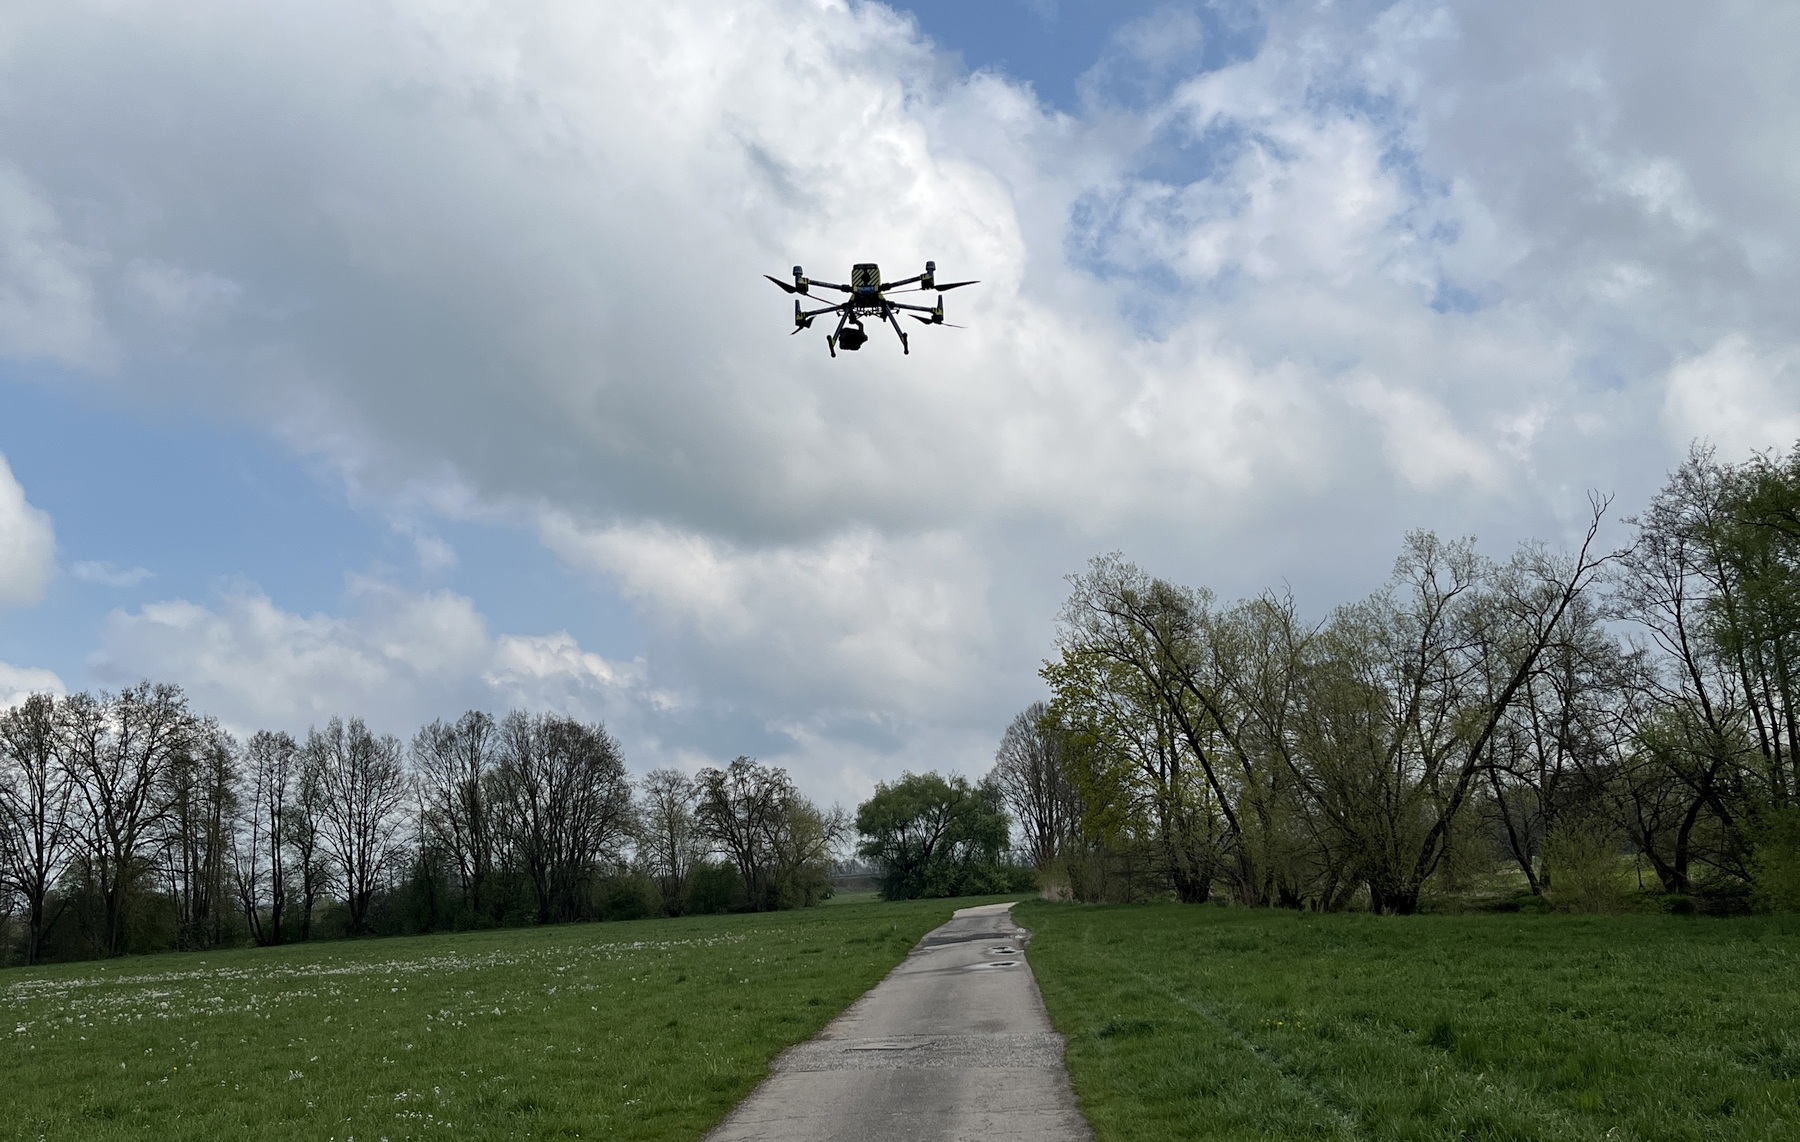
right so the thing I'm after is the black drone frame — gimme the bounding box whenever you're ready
[764,261,977,357]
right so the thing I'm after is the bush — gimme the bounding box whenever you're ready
[1659,893,1697,915]
[685,862,743,914]
[1752,807,1800,913]
[600,876,656,921]
[1541,826,1629,914]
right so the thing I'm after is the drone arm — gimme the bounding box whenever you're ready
[807,280,852,293]
[799,301,848,319]
[887,301,938,314]
[881,274,924,290]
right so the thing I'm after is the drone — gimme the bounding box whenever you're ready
[764,262,978,357]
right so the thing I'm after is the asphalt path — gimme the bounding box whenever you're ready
[703,901,1090,1142]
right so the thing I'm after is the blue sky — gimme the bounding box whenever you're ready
[2,0,1797,802]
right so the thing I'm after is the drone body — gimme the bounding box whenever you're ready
[764,261,977,357]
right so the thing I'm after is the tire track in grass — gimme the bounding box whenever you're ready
[1116,960,1366,1141]
[1118,945,1611,1142]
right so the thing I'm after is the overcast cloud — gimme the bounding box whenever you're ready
[1,0,1797,801]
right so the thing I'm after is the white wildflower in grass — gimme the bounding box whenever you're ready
[2,900,957,1140]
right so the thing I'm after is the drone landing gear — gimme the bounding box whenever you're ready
[827,334,836,358]
[885,309,910,355]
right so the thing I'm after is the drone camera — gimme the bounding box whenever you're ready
[837,326,868,351]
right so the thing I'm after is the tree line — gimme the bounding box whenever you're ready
[993,445,1800,916]
[0,696,841,965]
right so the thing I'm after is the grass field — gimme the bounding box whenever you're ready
[0,899,982,1141]
[1018,901,1800,1141]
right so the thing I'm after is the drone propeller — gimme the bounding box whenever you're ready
[933,280,979,292]
[909,315,966,328]
[764,274,800,294]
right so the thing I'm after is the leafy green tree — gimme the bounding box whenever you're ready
[855,772,1009,900]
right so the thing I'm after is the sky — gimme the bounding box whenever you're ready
[2,0,1798,806]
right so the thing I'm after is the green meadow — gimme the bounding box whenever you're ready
[1019,901,1800,1142]
[12,897,1800,1142]
[0,900,971,1141]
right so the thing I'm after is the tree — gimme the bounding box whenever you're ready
[412,711,500,921]
[494,712,632,924]
[286,750,330,941]
[636,768,701,915]
[1047,557,1253,903]
[158,720,238,949]
[235,730,298,946]
[1612,447,1764,891]
[767,791,846,909]
[694,757,790,911]
[61,684,195,956]
[307,717,410,937]
[989,702,1082,872]
[855,772,1009,900]
[0,694,75,964]
[1293,520,1615,914]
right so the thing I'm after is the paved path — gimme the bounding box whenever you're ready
[704,901,1090,1142]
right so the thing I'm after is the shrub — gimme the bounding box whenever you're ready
[1541,826,1629,914]
[685,861,743,914]
[1752,808,1800,913]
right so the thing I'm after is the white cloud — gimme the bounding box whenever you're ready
[539,514,993,717]
[71,560,153,589]
[411,534,457,574]
[1664,335,1800,459]
[0,164,109,367]
[92,580,644,740]
[5,0,1800,792]
[0,661,64,709]
[0,451,55,607]
[1349,377,1502,492]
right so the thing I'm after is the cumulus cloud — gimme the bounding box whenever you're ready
[1664,335,1800,459]
[91,579,646,741]
[539,514,994,717]
[0,661,64,709]
[1349,377,1502,492]
[4,0,1799,792]
[0,452,55,606]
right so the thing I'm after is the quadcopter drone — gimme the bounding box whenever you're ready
[764,262,978,357]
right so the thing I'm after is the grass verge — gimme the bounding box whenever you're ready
[1,899,970,1141]
[1018,901,1800,1141]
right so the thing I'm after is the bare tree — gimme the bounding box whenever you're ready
[234,730,297,945]
[495,712,633,923]
[989,702,1082,871]
[412,711,499,920]
[768,793,847,908]
[636,768,701,915]
[285,752,329,941]
[61,684,195,956]
[0,694,75,964]
[158,721,238,949]
[695,757,790,910]
[308,717,410,937]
